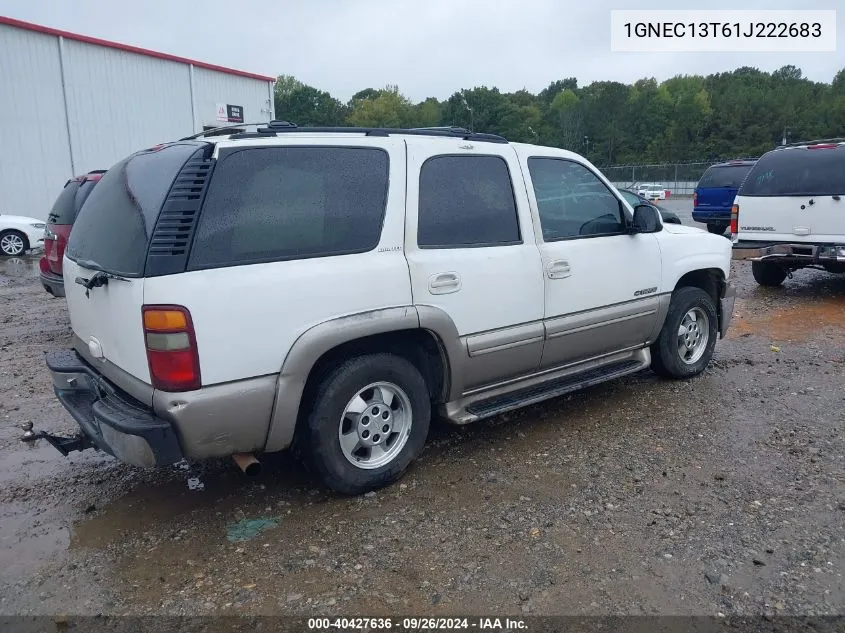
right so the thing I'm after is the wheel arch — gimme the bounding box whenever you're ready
[263,306,462,452]
[671,267,728,335]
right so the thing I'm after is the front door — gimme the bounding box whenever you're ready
[516,150,663,369]
[404,143,545,392]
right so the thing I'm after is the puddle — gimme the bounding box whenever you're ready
[0,502,70,585]
[728,296,845,342]
[0,255,40,285]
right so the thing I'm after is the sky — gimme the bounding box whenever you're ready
[0,0,842,102]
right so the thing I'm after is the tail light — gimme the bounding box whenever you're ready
[693,192,698,207]
[142,305,201,391]
[730,204,739,235]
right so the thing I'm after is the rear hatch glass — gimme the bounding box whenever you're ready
[739,148,845,197]
[47,180,82,225]
[696,164,753,207]
[66,143,204,277]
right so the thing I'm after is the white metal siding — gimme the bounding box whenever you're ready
[0,24,73,220]
[62,39,194,174]
[192,67,273,129]
[0,23,273,223]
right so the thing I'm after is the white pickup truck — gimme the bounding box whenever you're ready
[732,139,845,286]
[40,123,735,494]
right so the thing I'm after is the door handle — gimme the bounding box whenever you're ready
[429,272,461,294]
[547,259,571,279]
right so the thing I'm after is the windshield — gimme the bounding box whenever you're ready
[740,148,845,197]
[698,164,754,189]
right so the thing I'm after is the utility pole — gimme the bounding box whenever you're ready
[584,135,590,153]
[461,91,474,133]
[782,127,790,146]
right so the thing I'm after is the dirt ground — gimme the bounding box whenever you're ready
[0,252,843,623]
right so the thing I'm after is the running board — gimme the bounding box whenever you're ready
[464,358,646,419]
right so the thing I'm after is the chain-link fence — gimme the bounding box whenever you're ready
[600,162,716,197]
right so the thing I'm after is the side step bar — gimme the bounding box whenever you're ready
[465,358,646,419]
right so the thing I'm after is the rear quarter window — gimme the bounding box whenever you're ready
[740,149,845,196]
[698,165,754,189]
[66,143,202,276]
[187,146,389,270]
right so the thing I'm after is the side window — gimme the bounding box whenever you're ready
[527,158,625,241]
[418,155,521,248]
[187,147,389,269]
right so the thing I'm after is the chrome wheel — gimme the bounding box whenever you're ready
[338,382,413,469]
[677,307,709,364]
[0,233,25,256]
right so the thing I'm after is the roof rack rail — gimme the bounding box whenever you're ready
[184,121,509,144]
[777,136,845,148]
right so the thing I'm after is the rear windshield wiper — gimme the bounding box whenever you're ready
[73,262,130,297]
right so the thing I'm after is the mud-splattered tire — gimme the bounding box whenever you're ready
[751,261,788,287]
[650,286,718,380]
[299,353,431,496]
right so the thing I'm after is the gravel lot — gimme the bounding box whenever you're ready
[0,239,843,622]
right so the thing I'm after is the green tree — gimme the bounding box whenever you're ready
[346,86,414,128]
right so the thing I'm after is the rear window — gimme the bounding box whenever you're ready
[66,143,200,276]
[187,146,389,270]
[698,164,753,189]
[47,180,82,225]
[740,148,845,197]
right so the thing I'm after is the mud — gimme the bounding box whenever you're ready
[0,255,843,619]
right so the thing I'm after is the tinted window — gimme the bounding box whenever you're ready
[527,158,625,240]
[47,180,82,225]
[740,148,845,196]
[698,164,753,189]
[188,147,389,269]
[417,155,520,248]
[73,179,98,217]
[67,143,199,276]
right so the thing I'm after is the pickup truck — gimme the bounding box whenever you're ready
[39,123,736,494]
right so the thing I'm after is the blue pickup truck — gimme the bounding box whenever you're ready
[693,160,756,234]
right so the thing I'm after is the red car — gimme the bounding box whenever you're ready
[39,170,106,297]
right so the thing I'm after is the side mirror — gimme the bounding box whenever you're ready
[630,204,662,233]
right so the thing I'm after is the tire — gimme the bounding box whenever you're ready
[706,223,728,235]
[0,230,28,257]
[300,353,431,495]
[751,261,788,287]
[650,286,718,379]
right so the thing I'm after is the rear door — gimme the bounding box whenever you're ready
[736,146,845,242]
[64,143,206,403]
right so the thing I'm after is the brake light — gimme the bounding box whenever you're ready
[693,192,698,207]
[807,144,838,149]
[730,204,739,234]
[142,305,201,391]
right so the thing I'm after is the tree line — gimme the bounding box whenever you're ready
[274,65,845,166]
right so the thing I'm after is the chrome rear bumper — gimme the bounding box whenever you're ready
[732,241,845,263]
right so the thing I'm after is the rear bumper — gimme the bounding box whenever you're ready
[692,209,730,222]
[39,268,65,297]
[45,349,183,466]
[732,240,845,264]
[719,282,736,339]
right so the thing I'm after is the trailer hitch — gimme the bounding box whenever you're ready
[20,422,93,456]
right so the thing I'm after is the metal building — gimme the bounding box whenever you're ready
[0,16,276,220]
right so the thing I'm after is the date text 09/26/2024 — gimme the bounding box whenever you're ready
[307,617,527,631]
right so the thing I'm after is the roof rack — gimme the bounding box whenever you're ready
[777,137,845,149]
[181,121,508,144]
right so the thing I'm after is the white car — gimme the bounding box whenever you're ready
[637,183,667,200]
[39,123,735,495]
[732,139,845,286]
[0,214,46,256]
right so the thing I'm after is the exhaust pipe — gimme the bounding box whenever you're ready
[233,453,261,476]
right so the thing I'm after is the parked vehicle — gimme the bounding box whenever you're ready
[732,139,845,286]
[38,123,735,495]
[0,214,46,256]
[693,160,756,235]
[636,183,666,200]
[619,189,682,225]
[39,170,106,297]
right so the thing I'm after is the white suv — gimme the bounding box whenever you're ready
[732,139,845,286]
[636,183,666,201]
[41,123,735,494]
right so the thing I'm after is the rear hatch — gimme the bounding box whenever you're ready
[695,163,754,214]
[735,145,845,243]
[64,142,209,401]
